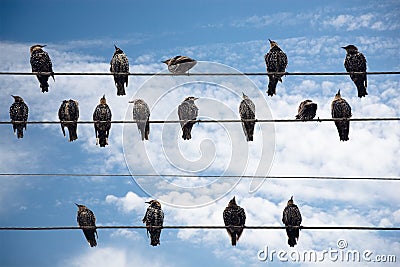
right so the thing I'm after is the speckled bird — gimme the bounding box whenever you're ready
[282,196,302,247]
[162,56,197,74]
[9,95,29,139]
[264,39,288,96]
[93,95,112,147]
[239,92,256,141]
[58,99,79,142]
[178,96,198,140]
[295,100,318,121]
[75,203,98,247]
[129,99,150,140]
[331,90,352,141]
[342,45,368,98]
[110,45,129,96]
[143,200,164,246]
[30,45,54,93]
[223,196,246,246]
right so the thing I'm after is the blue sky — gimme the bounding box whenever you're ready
[0,0,399,266]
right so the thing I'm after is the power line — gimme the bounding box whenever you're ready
[1,173,399,181]
[0,71,399,76]
[0,225,398,231]
[1,117,399,125]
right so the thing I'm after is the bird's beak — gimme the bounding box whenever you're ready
[41,45,47,48]
[102,94,105,98]
[145,201,151,204]
[194,97,199,100]
[128,100,135,103]
[74,203,79,207]
[268,39,272,43]
[290,196,293,201]
[114,44,118,50]
[337,89,341,94]
[161,60,168,64]
[341,46,346,49]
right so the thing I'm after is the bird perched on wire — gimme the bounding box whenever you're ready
[342,45,368,98]
[110,45,129,96]
[223,196,246,246]
[143,200,164,246]
[93,95,112,147]
[331,90,352,141]
[30,44,54,93]
[9,95,29,139]
[264,39,288,96]
[129,99,150,141]
[58,99,79,142]
[295,100,318,121]
[178,96,198,140]
[75,203,98,247]
[282,196,302,247]
[239,92,256,141]
[162,56,197,74]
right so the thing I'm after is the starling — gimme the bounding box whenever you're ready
[295,100,318,121]
[223,196,246,246]
[30,44,54,93]
[342,45,368,98]
[178,96,198,140]
[331,90,352,141]
[110,45,129,96]
[282,196,302,247]
[58,99,79,142]
[239,92,256,141]
[264,39,288,96]
[129,99,150,141]
[93,95,112,147]
[162,56,197,74]
[75,203,98,247]
[9,95,29,139]
[142,200,164,246]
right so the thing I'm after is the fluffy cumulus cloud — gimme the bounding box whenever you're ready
[1,27,399,267]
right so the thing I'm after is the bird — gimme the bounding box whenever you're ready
[142,200,164,246]
[58,99,79,142]
[264,39,288,96]
[282,196,302,247]
[162,56,197,74]
[342,44,368,98]
[178,96,198,140]
[129,99,150,141]
[75,203,98,247]
[9,95,29,139]
[223,196,246,246]
[110,45,129,96]
[295,100,318,121]
[331,90,352,141]
[29,44,54,93]
[93,95,112,147]
[239,92,256,141]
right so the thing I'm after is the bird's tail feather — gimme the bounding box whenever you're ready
[182,123,194,140]
[286,228,299,247]
[244,122,255,141]
[267,76,279,96]
[355,77,368,98]
[68,124,78,142]
[150,229,161,246]
[38,75,49,92]
[116,82,126,96]
[16,127,24,139]
[83,229,97,247]
[335,121,350,141]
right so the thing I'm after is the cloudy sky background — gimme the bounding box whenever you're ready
[0,0,399,266]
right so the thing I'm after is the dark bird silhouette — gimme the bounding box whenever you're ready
[30,44,54,93]
[239,92,256,141]
[129,99,150,140]
[93,95,112,147]
[342,45,368,98]
[331,90,352,141]
[295,100,318,121]
[110,45,129,96]
[58,99,79,142]
[282,196,302,247]
[264,39,288,96]
[178,96,198,140]
[9,95,29,139]
[143,200,164,246]
[75,203,98,247]
[162,56,197,74]
[223,196,246,246]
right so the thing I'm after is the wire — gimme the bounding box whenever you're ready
[1,173,399,181]
[0,71,399,76]
[1,117,399,125]
[0,226,398,231]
